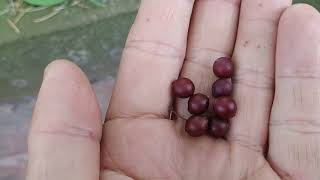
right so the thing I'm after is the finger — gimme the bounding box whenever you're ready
[107,0,195,120]
[177,0,241,119]
[269,5,320,179]
[229,0,291,152]
[27,60,102,180]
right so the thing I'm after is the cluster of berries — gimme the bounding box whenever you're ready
[171,57,237,138]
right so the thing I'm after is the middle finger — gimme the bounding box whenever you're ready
[177,0,241,127]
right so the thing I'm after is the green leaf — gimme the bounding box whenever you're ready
[24,0,66,6]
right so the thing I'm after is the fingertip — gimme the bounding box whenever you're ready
[33,59,102,138]
[43,59,87,82]
[276,3,320,70]
[280,3,320,27]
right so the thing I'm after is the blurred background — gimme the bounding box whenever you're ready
[0,0,319,179]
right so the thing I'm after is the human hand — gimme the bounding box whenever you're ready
[27,0,320,179]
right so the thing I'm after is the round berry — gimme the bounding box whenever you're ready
[213,57,234,78]
[213,97,237,119]
[188,94,209,115]
[208,119,230,138]
[185,116,209,137]
[172,78,195,98]
[212,79,233,97]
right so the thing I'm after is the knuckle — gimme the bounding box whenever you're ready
[125,39,185,59]
[31,124,101,142]
[187,47,230,59]
[277,68,320,81]
[233,66,274,91]
[270,116,320,135]
[107,112,168,122]
[185,47,230,70]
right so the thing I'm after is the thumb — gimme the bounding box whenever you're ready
[27,60,102,180]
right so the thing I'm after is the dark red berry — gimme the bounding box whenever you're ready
[213,97,237,119]
[185,116,209,137]
[208,119,230,138]
[172,78,195,98]
[188,93,209,115]
[213,57,234,78]
[212,79,233,97]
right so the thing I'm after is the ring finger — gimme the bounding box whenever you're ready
[176,0,241,130]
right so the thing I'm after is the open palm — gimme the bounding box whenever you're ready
[27,1,320,180]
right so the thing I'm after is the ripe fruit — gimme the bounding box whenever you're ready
[185,116,209,137]
[213,97,237,119]
[188,94,209,115]
[172,78,195,98]
[213,57,234,78]
[171,57,238,139]
[208,119,230,138]
[212,79,233,97]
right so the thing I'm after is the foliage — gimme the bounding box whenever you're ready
[0,0,107,33]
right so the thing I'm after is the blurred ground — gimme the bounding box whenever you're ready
[0,77,114,180]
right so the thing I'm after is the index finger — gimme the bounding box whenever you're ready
[107,0,195,120]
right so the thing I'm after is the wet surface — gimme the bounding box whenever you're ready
[0,77,114,180]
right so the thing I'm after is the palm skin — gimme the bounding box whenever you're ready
[27,1,320,180]
[101,118,272,180]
